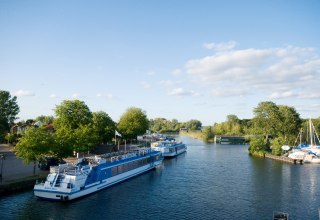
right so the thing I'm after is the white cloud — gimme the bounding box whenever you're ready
[185,44,320,99]
[97,93,113,99]
[172,69,182,76]
[50,94,58,98]
[147,71,156,76]
[72,93,87,99]
[14,89,35,97]
[141,81,151,89]
[159,80,181,86]
[168,88,200,97]
[269,91,296,99]
[203,41,236,51]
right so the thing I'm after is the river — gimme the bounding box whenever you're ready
[1,136,320,219]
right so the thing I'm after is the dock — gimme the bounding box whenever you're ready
[265,153,303,164]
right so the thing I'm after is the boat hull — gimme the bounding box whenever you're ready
[34,157,162,201]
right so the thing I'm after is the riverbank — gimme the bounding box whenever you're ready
[0,143,124,196]
[0,175,47,196]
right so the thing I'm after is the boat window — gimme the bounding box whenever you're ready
[118,165,123,174]
[111,167,117,176]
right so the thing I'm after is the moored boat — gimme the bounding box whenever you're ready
[151,140,187,158]
[34,148,163,201]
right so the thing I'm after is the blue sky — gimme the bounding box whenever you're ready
[1,0,320,125]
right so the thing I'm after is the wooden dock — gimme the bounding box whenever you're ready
[264,153,303,164]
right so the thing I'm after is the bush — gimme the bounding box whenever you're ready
[248,137,270,155]
[271,137,285,156]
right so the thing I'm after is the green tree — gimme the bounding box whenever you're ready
[14,127,55,175]
[5,133,16,144]
[35,115,55,125]
[53,100,97,156]
[117,107,149,139]
[251,101,282,141]
[0,90,20,141]
[54,100,92,130]
[185,119,202,131]
[271,136,285,156]
[202,126,214,142]
[248,137,269,156]
[93,111,116,144]
[278,105,302,145]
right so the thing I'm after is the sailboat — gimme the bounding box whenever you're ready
[288,119,320,163]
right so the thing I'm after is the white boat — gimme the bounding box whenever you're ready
[151,140,187,157]
[34,148,163,201]
[288,150,306,160]
[288,118,320,163]
[303,153,320,163]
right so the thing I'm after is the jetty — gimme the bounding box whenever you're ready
[265,153,303,164]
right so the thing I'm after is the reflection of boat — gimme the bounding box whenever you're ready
[151,140,187,158]
[34,148,163,201]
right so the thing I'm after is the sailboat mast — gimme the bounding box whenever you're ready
[310,118,314,147]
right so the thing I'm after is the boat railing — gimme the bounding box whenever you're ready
[50,163,77,174]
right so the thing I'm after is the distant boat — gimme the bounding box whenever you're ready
[151,140,187,158]
[34,148,163,201]
[273,211,289,220]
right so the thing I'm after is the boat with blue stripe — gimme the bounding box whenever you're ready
[151,140,187,158]
[34,147,163,201]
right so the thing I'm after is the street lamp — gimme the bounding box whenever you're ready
[0,153,5,184]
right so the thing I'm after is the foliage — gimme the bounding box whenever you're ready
[271,137,285,156]
[5,133,16,144]
[251,101,282,140]
[53,100,97,156]
[150,118,181,132]
[35,115,55,125]
[93,111,116,144]
[117,107,149,139]
[212,115,244,136]
[0,90,20,141]
[278,105,302,145]
[54,100,93,130]
[184,119,202,131]
[202,126,214,142]
[14,127,55,163]
[248,137,270,155]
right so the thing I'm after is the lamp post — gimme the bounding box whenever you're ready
[0,153,5,184]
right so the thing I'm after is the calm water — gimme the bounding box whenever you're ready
[1,136,320,219]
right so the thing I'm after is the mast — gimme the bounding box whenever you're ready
[310,118,314,147]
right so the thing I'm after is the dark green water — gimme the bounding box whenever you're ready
[1,136,320,219]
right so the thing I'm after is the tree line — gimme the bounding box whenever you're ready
[0,90,202,164]
[201,101,320,156]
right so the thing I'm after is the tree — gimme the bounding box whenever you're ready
[202,126,214,142]
[117,107,149,139]
[185,119,202,131]
[53,100,97,156]
[54,100,92,130]
[35,115,55,125]
[0,90,20,141]
[271,137,285,156]
[278,105,302,145]
[251,101,282,141]
[14,127,55,175]
[93,111,116,144]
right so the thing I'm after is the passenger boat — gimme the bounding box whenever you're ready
[34,148,163,201]
[151,140,187,158]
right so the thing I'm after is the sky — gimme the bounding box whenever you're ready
[1,0,320,125]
